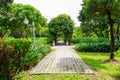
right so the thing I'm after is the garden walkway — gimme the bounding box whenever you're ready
[30,45,93,74]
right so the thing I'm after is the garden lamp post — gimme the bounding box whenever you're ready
[31,22,36,46]
[23,17,36,46]
[23,17,29,38]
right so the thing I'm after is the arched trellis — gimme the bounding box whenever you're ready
[48,14,74,45]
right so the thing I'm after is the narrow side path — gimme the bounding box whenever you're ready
[30,45,93,74]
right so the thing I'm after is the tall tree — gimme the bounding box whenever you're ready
[48,14,74,44]
[78,0,120,60]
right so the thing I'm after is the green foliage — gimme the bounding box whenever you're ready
[0,0,13,37]
[48,14,74,44]
[78,0,120,59]
[19,37,51,70]
[72,37,108,44]
[115,48,120,57]
[0,3,47,38]
[36,27,48,37]
[75,42,120,52]
[9,4,47,38]
[0,0,13,14]
[72,27,83,37]
[0,38,32,80]
[4,38,32,54]
[21,44,51,70]
[36,37,48,44]
[0,37,51,80]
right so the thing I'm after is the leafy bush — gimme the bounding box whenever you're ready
[21,44,51,70]
[0,38,32,80]
[36,37,48,44]
[115,49,120,57]
[4,38,32,55]
[72,37,109,44]
[75,42,120,52]
[0,37,51,80]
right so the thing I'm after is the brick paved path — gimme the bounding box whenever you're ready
[30,45,93,74]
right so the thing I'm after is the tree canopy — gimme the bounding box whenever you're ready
[0,0,13,16]
[0,3,47,38]
[48,14,74,44]
[9,4,47,38]
[0,0,13,36]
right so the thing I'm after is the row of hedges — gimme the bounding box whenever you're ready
[75,42,120,52]
[72,37,109,44]
[0,37,51,80]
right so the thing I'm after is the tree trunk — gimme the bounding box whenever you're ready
[107,10,115,60]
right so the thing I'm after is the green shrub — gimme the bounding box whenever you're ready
[4,38,32,54]
[21,44,51,70]
[72,37,109,44]
[0,38,51,80]
[0,38,32,80]
[75,42,120,52]
[36,37,48,44]
[115,48,120,57]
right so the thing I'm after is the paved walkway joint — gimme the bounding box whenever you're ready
[30,45,94,74]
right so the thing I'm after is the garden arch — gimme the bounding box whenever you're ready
[48,14,74,45]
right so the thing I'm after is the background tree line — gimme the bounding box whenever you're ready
[0,1,48,38]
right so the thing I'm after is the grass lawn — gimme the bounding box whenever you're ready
[13,52,120,80]
[78,52,120,80]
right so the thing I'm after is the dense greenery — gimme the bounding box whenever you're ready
[13,52,120,80]
[48,14,74,44]
[72,27,83,37]
[0,38,32,80]
[0,1,120,80]
[78,0,120,59]
[0,0,13,15]
[21,43,51,70]
[72,37,108,44]
[0,38,51,80]
[0,0,13,37]
[75,42,120,52]
[0,3,47,38]
[10,4,47,38]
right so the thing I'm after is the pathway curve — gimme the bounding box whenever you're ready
[30,45,93,74]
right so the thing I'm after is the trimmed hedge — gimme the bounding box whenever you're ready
[75,42,120,52]
[72,37,109,44]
